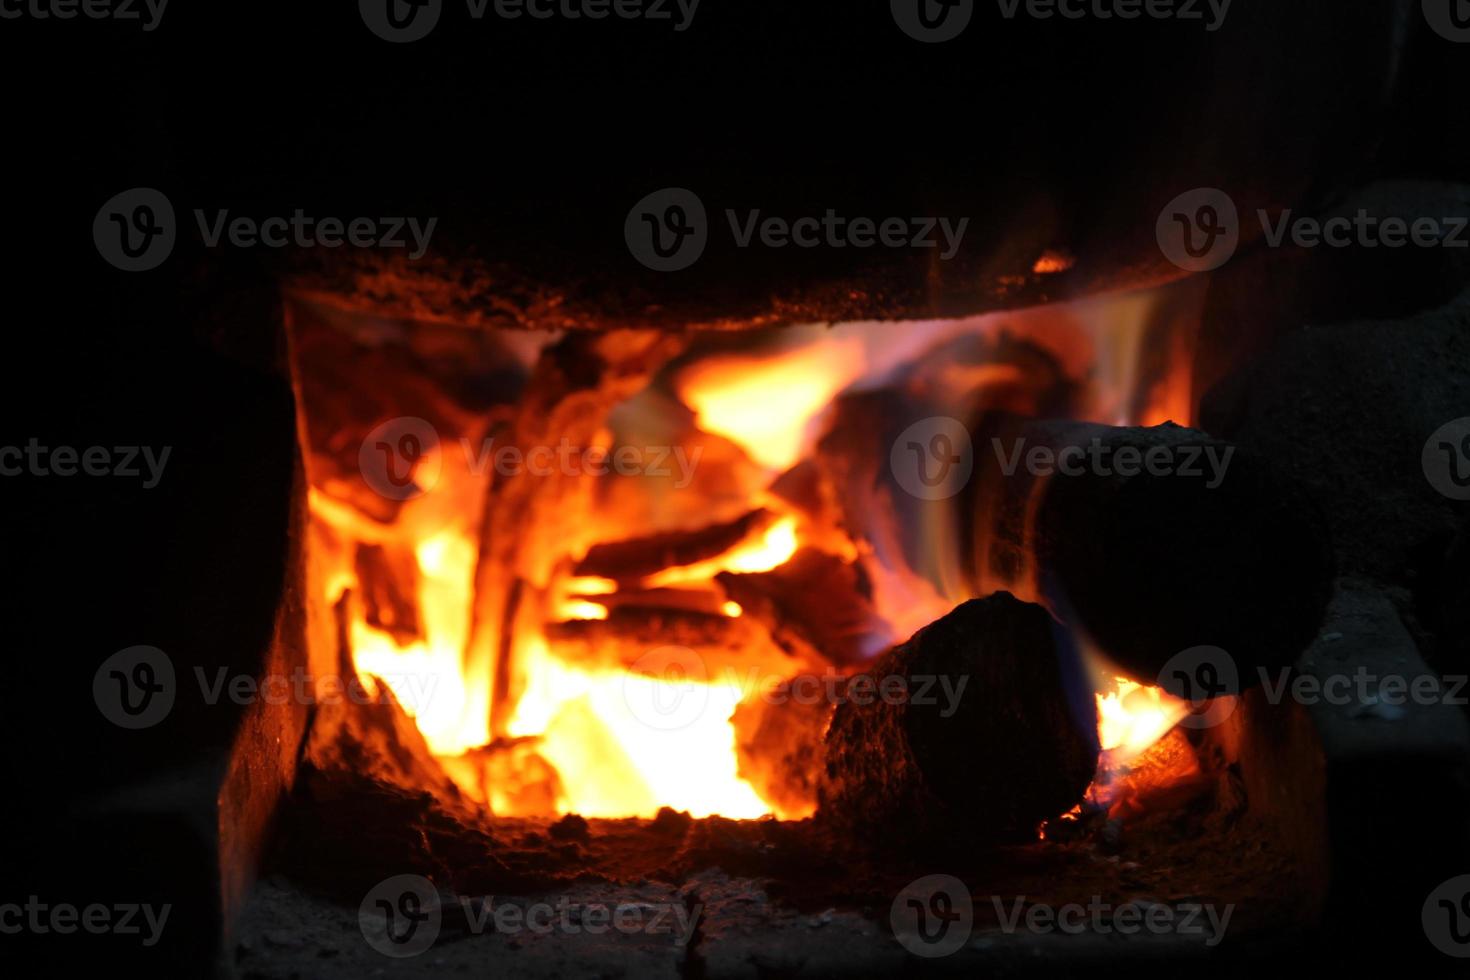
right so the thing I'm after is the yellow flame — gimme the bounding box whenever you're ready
[674,337,867,470]
[351,531,490,755]
[560,600,610,621]
[1095,677,1190,760]
[644,517,799,588]
[506,642,770,818]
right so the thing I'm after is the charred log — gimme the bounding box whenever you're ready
[817,593,1098,849]
[545,607,804,679]
[731,679,834,818]
[972,418,1335,687]
[573,509,774,581]
[717,549,889,667]
[354,543,422,645]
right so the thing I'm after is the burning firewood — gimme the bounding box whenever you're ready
[717,548,890,667]
[973,418,1335,687]
[573,509,776,581]
[544,606,802,678]
[353,542,422,645]
[731,678,834,819]
[817,592,1099,849]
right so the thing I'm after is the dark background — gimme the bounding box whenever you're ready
[0,0,1465,971]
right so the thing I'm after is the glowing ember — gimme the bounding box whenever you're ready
[505,642,770,818]
[1096,677,1191,760]
[644,516,800,588]
[1070,676,1198,819]
[1032,250,1075,274]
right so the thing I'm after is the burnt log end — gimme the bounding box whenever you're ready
[817,593,1097,849]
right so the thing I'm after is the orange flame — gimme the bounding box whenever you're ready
[300,282,1203,823]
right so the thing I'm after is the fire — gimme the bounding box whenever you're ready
[645,516,799,588]
[503,643,771,818]
[674,335,868,470]
[1073,673,1200,819]
[311,488,492,757]
[1096,677,1191,759]
[296,283,1205,825]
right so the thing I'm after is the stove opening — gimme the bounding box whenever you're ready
[289,279,1211,828]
